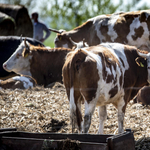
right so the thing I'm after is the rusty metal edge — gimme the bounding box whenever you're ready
[1,136,108,150]
[106,129,135,150]
[0,128,135,150]
[0,130,113,143]
[0,128,17,132]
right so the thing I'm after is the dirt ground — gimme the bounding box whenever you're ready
[1,82,150,149]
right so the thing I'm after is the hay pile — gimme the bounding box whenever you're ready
[42,138,81,150]
[1,82,150,149]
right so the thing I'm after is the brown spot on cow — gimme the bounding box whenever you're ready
[132,26,144,41]
[113,75,117,85]
[109,85,118,98]
[78,55,99,103]
[99,18,112,42]
[140,12,149,22]
[140,12,150,48]
[120,58,125,68]
[114,14,135,44]
[101,48,119,83]
[106,74,114,83]
[119,74,123,87]
[91,46,119,83]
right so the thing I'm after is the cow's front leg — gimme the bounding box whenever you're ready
[76,100,83,133]
[83,101,96,133]
[118,111,124,133]
[97,105,107,134]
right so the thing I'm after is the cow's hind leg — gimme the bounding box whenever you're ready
[97,105,107,134]
[70,87,82,133]
[76,99,83,133]
[113,98,126,133]
[83,101,96,133]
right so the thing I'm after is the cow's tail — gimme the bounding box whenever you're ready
[132,95,138,103]
[68,49,88,132]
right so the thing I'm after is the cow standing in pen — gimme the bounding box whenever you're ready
[51,10,150,52]
[62,43,150,134]
[3,39,72,87]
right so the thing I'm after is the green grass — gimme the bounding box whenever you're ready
[43,32,57,48]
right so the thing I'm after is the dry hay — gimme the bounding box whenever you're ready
[1,82,150,149]
[42,138,81,150]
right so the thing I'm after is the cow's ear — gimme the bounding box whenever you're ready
[24,38,30,50]
[58,35,62,40]
[135,57,145,67]
[22,38,30,58]
[72,45,77,50]
[22,48,30,58]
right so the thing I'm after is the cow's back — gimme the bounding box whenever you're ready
[91,10,150,51]
[56,10,150,51]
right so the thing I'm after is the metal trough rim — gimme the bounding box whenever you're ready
[0,128,135,150]
[0,128,133,142]
[0,130,113,143]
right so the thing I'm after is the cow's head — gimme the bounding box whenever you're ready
[3,39,32,76]
[49,28,77,48]
[136,51,150,83]
[69,38,89,50]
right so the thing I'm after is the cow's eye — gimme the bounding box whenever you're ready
[16,53,22,58]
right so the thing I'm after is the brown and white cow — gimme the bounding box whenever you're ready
[62,42,150,134]
[0,75,36,89]
[3,39,72,87]
[132,51,150,105]
[51,10,150,51]
[132,86,150,105]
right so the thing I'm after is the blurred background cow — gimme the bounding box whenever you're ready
[0,3,33,37]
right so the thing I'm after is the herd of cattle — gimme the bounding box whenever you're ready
[1,9,150,134]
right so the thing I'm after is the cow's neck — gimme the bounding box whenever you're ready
[18,70,32,76]
[67,21,93,44]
